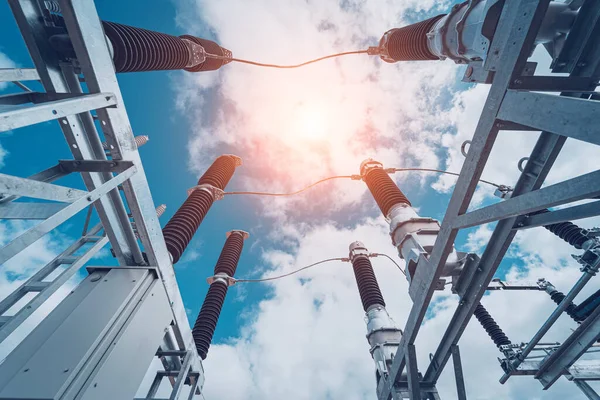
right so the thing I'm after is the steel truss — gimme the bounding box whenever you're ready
[377,0,600,399]
[0,0,203,398]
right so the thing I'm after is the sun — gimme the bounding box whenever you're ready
[291,104,329,140]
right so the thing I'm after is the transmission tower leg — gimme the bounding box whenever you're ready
[451,345,467,400]
[574,380,600,400]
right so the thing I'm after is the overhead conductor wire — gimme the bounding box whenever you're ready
[205,50,369,69]
[223,168,504,197]
[234,253,405,283]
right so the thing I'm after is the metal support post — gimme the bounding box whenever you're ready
[451,345,467,400]
[54,2,199,370]
[406,344,421,400]
[377,2,552,397]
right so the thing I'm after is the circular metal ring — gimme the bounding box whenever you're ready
[518,157,529,172]
[460,140,471,157]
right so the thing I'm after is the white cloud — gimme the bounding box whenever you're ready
[196,220,596,400]
[176,0,462,220]
[173,1,599,399]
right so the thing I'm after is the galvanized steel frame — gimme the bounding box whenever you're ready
[377,0,600,399]
[1,0,204,397]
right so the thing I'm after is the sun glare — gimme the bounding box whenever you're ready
[291,104,329,140]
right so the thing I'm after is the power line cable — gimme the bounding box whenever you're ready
[222,168,506,197]
[234,253,405,283]
[205,50,370,69]
[388,168,502,189]
[223,175,356,197]
[234,258,346,283]
[369,253,406,276]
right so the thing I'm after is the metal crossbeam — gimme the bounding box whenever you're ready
[0,68,39,82]
[0,173,87,202]
[453,170,600,229]
[0,164,69,204]
[0,166,135,265]
[514,200,600,229]
[0,202,68,219]
[498,90,600,146]
[0,92,116,132]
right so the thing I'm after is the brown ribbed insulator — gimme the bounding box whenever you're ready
[380,15,445,62]
[197,155,238,189]
[180,35,232,72]
[474,304,511,349]
[192,231,246,359]
[351,255,386,312]
[213,233,244,275]
[193,283,227,359]
[102,21,189,72]
[363,167,411,217]
[162,155,240,264]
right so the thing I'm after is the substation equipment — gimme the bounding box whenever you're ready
[0,0,599,399]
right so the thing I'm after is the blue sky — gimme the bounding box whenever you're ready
[1,1,599,399]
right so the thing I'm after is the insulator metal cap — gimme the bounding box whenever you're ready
[359,158,384,177]
[349,241,369,262]
[226,230,250,240]
[223,154,243,167]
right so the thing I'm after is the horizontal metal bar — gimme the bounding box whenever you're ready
[536,299,600,388]
[454,170,600,229]
[0,235,108,343]
[0,202,67,219]
[23,281,50,292]
[58,159,134,173]
[0,92,116,132]
[514,201,600,230]
[509,359,600,379]
[0,68,39,82]
[0,166,135,266]
[498,90,600,146]
[509,76,598,92]
[0,173,87,203]
[0,164,69,204]
[0,91,35,106]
